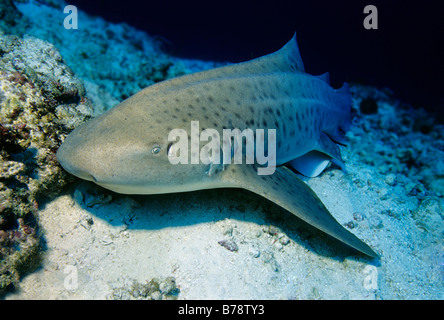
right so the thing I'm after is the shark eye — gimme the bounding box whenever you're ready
[151,145,161,154]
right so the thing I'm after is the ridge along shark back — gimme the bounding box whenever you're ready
[57,34,378,258]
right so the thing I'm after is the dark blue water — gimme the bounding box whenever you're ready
[68,0,443,117]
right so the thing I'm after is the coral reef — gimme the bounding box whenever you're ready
[349,84,444,198]
[0,33,93,294]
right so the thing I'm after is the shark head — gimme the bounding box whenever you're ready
[56,105,214,195]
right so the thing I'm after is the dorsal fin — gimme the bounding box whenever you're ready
[134,33,305,97]
[234,32,305,74]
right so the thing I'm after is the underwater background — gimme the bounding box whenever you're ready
[68,0,444,117]
[0,0,443,299]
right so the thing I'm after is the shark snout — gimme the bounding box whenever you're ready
[57,139,98,182]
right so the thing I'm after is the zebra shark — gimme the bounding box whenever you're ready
[57,34,377,257]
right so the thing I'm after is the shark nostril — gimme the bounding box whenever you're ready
[73,170,97,182]
[85,173,97,182]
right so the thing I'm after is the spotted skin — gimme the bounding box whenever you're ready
[57,34,376,257]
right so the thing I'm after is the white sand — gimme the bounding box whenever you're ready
[8,151,442,299]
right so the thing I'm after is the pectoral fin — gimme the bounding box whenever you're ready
[221,164,377,258]
[287,151,332,178]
